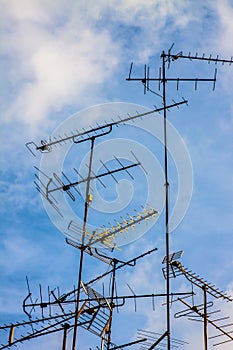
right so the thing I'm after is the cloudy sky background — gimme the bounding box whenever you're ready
[1,0,233,349]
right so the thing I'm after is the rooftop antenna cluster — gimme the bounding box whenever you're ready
[1,44,232,350]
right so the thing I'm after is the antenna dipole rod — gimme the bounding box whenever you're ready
[161,50,171,350]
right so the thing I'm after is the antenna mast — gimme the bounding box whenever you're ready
[126,43,233,350]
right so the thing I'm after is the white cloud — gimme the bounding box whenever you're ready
[203,0,233,111]
[1,3,120,130]
[214,0,233,55]
[0,0,200,132]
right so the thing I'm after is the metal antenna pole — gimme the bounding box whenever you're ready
[72,137,95,350]
[203,284,208,350]
[161,51,171,350]
[62,324,69,350]
[107,259,117,350]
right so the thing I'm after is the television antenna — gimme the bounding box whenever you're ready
[162,251,233,350]
[126,43,233,350]
[0,246,195,350]
[1,44,233,350]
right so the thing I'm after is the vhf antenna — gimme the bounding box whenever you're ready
[126,43,233,350]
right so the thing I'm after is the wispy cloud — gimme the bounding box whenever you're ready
[0,0,200,133]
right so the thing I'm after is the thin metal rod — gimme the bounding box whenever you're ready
[62,326,68,350]
[22,291,194,312]
[8,325,14,345]
[107,259,117,350]
[109,337,147,349]
[161,50,171,350]
[82,137,95,245]
[148,331,168,350]
[87,247,158,285]
[71,247,85,350]
[203,285,208,350]
[101,337,105,350]
[72,137,95,350]
[126,77,215,82]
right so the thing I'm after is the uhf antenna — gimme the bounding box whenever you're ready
[162,257,232,302]
[66,206,159,249]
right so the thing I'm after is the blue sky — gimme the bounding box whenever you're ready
[1,1,233,349]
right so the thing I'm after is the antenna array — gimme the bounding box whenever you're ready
[126,43,233,350]
[1,44,233,350]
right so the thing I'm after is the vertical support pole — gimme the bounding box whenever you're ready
[72,137,95,350]
[101,337,105,350]
[107,259,117,350]
[62,324,69,350]
[82,137,95,245]
[203,284,208,350]
[161,50,171,350]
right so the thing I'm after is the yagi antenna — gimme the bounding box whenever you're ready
[176,297,233,347]
[164,48,233,66]
[25,99,188,156]
[66,207,159,249]
[127,61,218,92]
[162,252,232,302]
[37,152,146,205]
